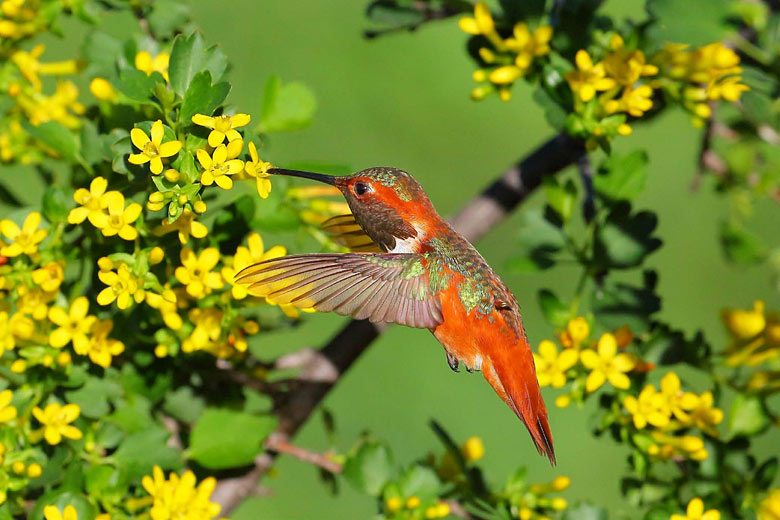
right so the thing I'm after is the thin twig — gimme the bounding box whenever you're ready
[364,0,465,39]
[213,132,584,513]
[691,105,728,191]
[264,434,343,474]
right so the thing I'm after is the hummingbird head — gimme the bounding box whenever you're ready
[269,166,439,252]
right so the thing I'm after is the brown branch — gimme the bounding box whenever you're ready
[264,433,343,474]
[213,132,584,513]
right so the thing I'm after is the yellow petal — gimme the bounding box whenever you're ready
[97,287,116,306]
[158,140,182,158]
[198,248,220,270]
[150,157,164,175]
[49,327,71,348]
[230,113,251,127]
[575,50,593,70]
[90,176,108,196]
[585,370,606,392]
[103,191,125,216]
[191,114,215,128]
[119,225,138,241]
[215,175,233,190]
[580,349,600,369]
[0,219,20,239]
[208,130,225,147]
[196,148,212,170]
[597,333,618,358]
[128,153,150,165]
[558,349,579,370]
[130,128,150,149]
[150,120,164,145]
[458,17,480,35]
[123,203,142,223]
[212,144,227,164]
[608,372,631,389]
[23,211,41,233]
[687,498,704,518]
[248,141,259,162]
[70,297,89,320]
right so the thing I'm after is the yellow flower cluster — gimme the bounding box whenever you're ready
[68,177,142,241]
[141,465,222,520]
[672,497,721,520]
[721,300,780,367]
[459,2,552,101]
[385,495,451,519]
[654,42,750,126]
[622,372,722,461]
[534,317,638,406]
[514,475,570,520]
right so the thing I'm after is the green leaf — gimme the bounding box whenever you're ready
[729,393,769,436]
[591,271,661,332]
[365,2,425,27]
[117,67,159,102]
[163,386,205,423]
[81,32,124,78]
[564,502,609,520]
[114,427,182,481]
[595,151,648,203]
[106,395,152,433]
[342,441,394,495]
[641,324,711,366]
[398,465,441,499]
[212,195,256,253]
[260,75,317,133]
[42,186,69,224]
[21,121,82,164]
[543,177,577,222]
[65,377,122,419]
[646,0,733,47]
[594,203,661,269]
[720,221,767,265]
[148,0,191,39]
[506,209,566,272]
[189,409,277,469]
[179,70,231,124]
[80,120,111,166]
[537,289,570,327]
[169,32,229,97]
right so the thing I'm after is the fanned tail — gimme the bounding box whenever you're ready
[482,339,556,465]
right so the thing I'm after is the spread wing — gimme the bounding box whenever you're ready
[321,214,382,253]
[235,253,443,328]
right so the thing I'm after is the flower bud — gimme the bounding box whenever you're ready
[149,247,164,265]
[57,352,71,366]
[461,436,485,462]
[386,497,402,512]
[164,169,180,182]
[193,200,207,213]
[90,77,118,102]
[406,496,421,509]
[27,463,42,478]
[10,359,26,373]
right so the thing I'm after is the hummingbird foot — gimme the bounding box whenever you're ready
[445,351,459,373]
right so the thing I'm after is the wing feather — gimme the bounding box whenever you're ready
[321,214,382,253]
[235,253,442,328]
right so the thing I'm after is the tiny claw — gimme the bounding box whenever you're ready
[446,351,459,373]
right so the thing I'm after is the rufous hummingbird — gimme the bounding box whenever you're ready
[236,167,555,464]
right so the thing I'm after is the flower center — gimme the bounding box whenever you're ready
[109,215,123,228]
[143,142,159,157]
[214,115,232,133]
[215,163,230,176]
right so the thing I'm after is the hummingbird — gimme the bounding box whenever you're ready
[236,167,555,464]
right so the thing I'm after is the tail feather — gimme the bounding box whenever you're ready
[483,345,556,465]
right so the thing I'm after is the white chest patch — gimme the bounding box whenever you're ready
[388,225,425,253]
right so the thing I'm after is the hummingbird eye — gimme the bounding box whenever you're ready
[353,182,370,196]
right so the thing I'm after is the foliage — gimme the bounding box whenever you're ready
[0,0,778,519]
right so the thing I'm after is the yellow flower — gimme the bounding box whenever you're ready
[603,35,658,87]
[689,391,723,436]
[0,389,17,423]
[406,496,421,509]
[723,301,766,339]
[0,211,47,257]
[221,232,286,299]
[505,23,552,69]
[175,247,223,298]
[623,385,670,429]
[759,489,780,520]
[182,307,223,353]
[11,44,79,92]
[191,113,251,147]
[564,50,616,102]
[90,77,117,102]
[567,317,590,346]
[32,402,82,445]
[146,286,183,330]
[129,120,183,175]
[97,263,145,309]
[460,436,485,462]
[142,465,222,520]
[135,51,170,81]
[660,372,700,422]
[534,339,578,388]
[671,497,720,520]
[68,176,110,228]
[80,319,124,367]
[580,333,635,392]
[17,286,55,321]
[244,141,273,198]
[650,432,708,461]
[707,75,749,102]
[154,209,209,245]
[197,143,244,190]
[43,505,78,520]
[458,2,504,50]
[32,262,64,292]
[48,296,96,350]
[100,191,142,240]
[386,497,402,513]
[605,85,654,117]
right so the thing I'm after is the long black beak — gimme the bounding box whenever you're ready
[269,168,336,186]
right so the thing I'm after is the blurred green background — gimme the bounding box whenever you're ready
[13,0,780,518]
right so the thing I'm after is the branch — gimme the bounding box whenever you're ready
[264,434,343,474]
[213,132,584,513]
[364,1,465,39]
